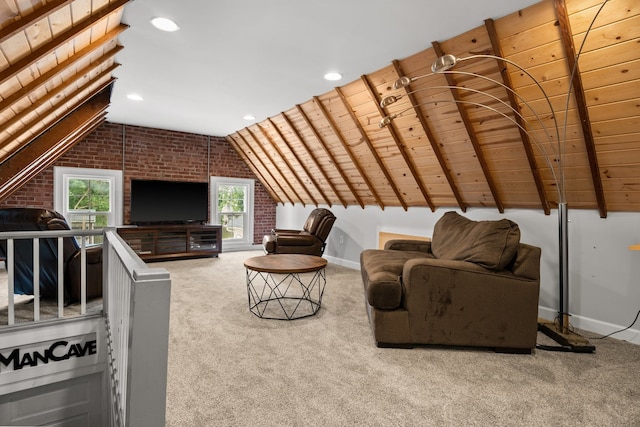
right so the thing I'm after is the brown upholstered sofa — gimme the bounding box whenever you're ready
[360,211,541,353]
[263,208,336,256]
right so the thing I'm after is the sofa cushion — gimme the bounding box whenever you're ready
[361,249,433,309]
[431,211,520,271]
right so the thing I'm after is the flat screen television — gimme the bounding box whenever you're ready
[130,179,209,225]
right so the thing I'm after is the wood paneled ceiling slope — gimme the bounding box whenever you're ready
[227,0,639,216]
[0,0,128,201]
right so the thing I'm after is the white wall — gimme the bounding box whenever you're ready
[276,204,640,344]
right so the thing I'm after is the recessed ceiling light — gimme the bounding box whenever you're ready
[324,72,342,81]
[127,93,144,101]
[150,17,179,32]
[243,114,256,121]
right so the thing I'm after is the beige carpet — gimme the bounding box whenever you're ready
[156,251,640,427]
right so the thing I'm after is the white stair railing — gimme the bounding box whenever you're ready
[1,229,172,427]
[0,229,102,325]
[103,229,171,427]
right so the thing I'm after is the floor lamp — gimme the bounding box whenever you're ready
[380,0,611,353]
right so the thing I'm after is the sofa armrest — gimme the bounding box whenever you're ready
[401,257,540,349]
[509,243,541,280]
[384,239,432,253]
[273,228,301,235]
[275,233,319,247]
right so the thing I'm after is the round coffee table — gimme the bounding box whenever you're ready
[244,254,328,320]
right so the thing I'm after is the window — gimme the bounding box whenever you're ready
[54,167,123,243]
[211,177,254,251]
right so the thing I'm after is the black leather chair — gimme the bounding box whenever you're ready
[262,208,336,256]
[0,208,103,301]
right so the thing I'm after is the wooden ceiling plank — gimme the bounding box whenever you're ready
[485,18,551,214]
[226,134,283,204]
[313,95,383,209]
[361,74,435,211]
[236,131,288,204]
[392,59,467,212]
[432,40,505,213]
[0,0,73,42]
[0,0,129,86]
[0,85,110,201]
[266,117,318,206]
[1,74,115,160]
[296,104,355,208]
[337,82,409,210]
[0,59,119,147]
[247,126,303,205]
[237,130,291,204]
[555,0,607,218]
[0,36,124,116]
[279,112,333,206]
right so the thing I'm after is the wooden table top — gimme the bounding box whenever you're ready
[244,254,328,273]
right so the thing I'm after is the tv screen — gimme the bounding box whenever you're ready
[130,180,209,225]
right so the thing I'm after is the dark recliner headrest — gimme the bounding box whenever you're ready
[302,208,336,242]
[0,208,67,231]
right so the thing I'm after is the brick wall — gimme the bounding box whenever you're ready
[2,122,276,244]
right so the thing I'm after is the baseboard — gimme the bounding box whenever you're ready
[324,255,359,270]
[539,306,640,345]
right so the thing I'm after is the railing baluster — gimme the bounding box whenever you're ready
[33,237,40,322]
[58,237,64,318]
[81,237,86,315]
[7,239,15,325]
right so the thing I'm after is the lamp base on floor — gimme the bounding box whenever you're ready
[538,318,596,353]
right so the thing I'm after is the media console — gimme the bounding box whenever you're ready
[117,224,222,262]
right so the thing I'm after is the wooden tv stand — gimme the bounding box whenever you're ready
[117,224,222,261]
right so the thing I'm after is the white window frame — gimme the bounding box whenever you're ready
[210,176,255,252]
[54,166,123,227]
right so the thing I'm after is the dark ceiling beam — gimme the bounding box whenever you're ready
[295,105,352,208]
[391,59,467,212]
[313,95,383,209]
[247,126,303,205]
[0,86,111,202]
[279,113,333,206]
[484,18,551,215]
[432,41,505,213]
[226,134,283,204]
[554,0,607,218]
[0,0,130,87]
[361,74,435,211]
[265,118,318,205]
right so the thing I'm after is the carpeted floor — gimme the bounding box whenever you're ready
[155,250,640,427]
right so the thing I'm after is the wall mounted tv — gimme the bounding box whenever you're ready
[130,179,209,225]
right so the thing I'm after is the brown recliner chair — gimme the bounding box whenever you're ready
[0,208,103,301]
[263,208,336,256]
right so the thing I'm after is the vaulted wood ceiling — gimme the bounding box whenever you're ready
[0,0,128,200]
[227,0,639,216]
[0,0,638,217]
